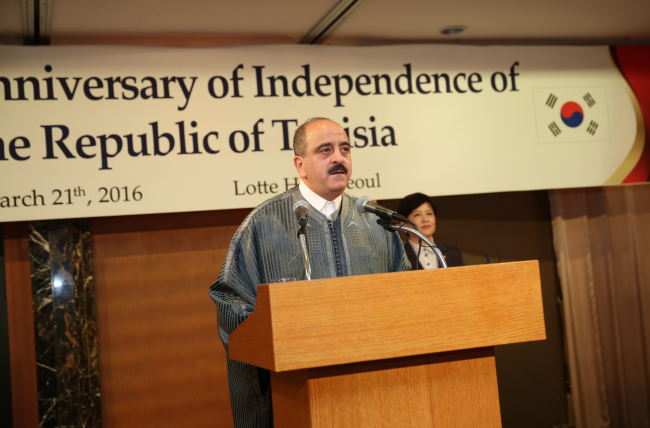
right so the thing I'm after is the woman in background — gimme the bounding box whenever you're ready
[397,193,465,269]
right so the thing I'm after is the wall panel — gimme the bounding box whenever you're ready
[4,222,39,428]
[91,209,251,428]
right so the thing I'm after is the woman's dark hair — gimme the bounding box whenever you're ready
[397,193,437,218]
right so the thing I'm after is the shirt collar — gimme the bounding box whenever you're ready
[299,181,342,218]
[408,239,438,269]
[408,238,435,253]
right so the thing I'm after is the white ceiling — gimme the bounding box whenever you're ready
[50,0,339,37]
[330,0,650,44]
[0,1,22,33]
[0,0,649,45]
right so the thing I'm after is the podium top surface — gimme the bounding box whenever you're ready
[228,261,545,371]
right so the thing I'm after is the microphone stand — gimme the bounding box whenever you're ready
[297,226,312,280]
[377,220,448,269]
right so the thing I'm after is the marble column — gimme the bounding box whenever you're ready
[29,219,101,428]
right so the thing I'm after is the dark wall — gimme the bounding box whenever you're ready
[380,190,569,428]
[0,224,14,427]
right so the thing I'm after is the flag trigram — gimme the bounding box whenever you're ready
[546,93,558,108]
[549,122,562,136]
[587,121,598,135]
[583,93,596,108]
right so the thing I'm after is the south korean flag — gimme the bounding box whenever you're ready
[533,87,611,143]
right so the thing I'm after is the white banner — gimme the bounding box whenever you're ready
[0,44,639,222]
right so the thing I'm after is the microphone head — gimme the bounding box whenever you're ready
[356,196,371,214]
[293,199,309,213]
[292,200,309,226]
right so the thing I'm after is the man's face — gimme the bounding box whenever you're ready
[294,120,352,201]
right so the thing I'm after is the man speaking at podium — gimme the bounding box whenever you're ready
[209,117,410,427]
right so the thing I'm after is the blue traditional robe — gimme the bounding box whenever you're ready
[209,186,410,427]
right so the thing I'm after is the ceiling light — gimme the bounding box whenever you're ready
[440,26,467,36]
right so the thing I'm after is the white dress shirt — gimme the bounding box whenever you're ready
[299,181,342,219]
[407,239,439,269]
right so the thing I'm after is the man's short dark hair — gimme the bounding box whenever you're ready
[293,117,333,157]
[397,193,437,218]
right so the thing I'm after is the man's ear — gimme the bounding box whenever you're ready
[294,156,307,180]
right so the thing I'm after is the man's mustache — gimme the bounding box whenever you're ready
[328,164,349,174]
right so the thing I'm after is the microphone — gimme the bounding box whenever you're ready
[356,196,408,222]
[293,200,312,279]
[293,200,309,227]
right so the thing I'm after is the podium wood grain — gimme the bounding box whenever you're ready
[229,261,545,371]
[271,348,501,428]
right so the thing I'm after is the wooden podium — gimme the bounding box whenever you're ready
[229,261,546,428]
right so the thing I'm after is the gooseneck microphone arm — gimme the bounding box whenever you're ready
[297,226,312,280]
[378,222,448,269]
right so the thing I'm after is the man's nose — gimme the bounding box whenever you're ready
[332,148,344,162]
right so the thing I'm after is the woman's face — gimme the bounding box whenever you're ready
[407,202,436,240]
